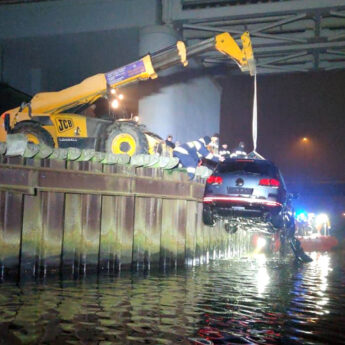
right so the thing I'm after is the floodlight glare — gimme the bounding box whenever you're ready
[111,99,119,109]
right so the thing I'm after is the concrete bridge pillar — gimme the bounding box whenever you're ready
[138,25,221,144]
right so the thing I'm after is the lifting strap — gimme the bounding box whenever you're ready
[252,74,265,160]
[252,74,257,152]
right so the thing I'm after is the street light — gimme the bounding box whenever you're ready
[298,137,311,179]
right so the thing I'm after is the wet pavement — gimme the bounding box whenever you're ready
[0,251,344,345]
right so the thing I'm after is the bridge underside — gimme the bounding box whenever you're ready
[163,0,345,74]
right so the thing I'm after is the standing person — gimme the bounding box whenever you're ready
[219,143,231,159]
[207,133,220,155]
[165,135,175,149]
[173,136,221,179]
[157,135,175,157]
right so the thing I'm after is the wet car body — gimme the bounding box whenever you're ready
[203,158,293,234]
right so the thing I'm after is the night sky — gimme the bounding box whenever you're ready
[112,68,345,185]
[219,70,345,183]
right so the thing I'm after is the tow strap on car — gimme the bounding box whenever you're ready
[251,74,265,160]
[252,74,257,152]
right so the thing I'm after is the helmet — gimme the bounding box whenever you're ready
[203,136,211,145]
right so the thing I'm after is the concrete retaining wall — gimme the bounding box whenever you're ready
[0,144,252,279]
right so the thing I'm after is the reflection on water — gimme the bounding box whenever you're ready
[0,252,345,345]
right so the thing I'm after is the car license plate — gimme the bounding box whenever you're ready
[227,187,253,195]
[232,206,245,210]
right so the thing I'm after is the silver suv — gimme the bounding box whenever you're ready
[202,157,312,263]
[203,158,292,234]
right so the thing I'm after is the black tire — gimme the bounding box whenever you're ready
[225,223,238,234]
[12,121,55,147]
[105,123,149,156]
[203,204,216,227]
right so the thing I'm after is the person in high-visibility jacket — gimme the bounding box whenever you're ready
[219,143,231,159]
[230,141,247,158]
[173,135,220,179]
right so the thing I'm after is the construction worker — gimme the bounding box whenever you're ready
[207,133,220,155]
[219,143,231,159]
[230,141,247,158]
[155,135,176,157]
[173,135,221,179]
[165,135,175,149]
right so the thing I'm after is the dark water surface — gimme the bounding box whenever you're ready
[0,252,345,345]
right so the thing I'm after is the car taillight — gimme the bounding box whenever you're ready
[206,175,223,185]
[259,178,280,187]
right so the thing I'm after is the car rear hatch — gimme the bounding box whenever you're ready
[204,159,282,211]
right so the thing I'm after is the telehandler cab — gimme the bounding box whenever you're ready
[0,32,255,155]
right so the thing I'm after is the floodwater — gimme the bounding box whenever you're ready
[0,252,344,345]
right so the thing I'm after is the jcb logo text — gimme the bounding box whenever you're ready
[56,118,74,132]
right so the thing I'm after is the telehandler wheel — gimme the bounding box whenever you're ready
[12,121,55,147]
[105,123,149,156]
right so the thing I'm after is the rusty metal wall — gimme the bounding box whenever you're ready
[0,153,255,279]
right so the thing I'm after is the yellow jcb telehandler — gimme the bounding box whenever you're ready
[0,32,255,155]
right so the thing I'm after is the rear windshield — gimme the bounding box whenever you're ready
[216,160,278,177]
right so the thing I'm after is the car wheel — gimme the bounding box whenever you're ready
[202,205,216,227]
[224,223,238,234]
[271,213,284,229]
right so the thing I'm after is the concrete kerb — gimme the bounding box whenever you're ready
[130,154,179,170]
[76,149,95,161]
[113,154,130,165]
[50,148,68,160]
[142,154,160,167]
[100,153,130,165]
[0,142,7,155]
[36,144,54,159]
[91,151,106,163]
[5,134,28,156]
[99,152,118,164]
[195,166,213,179]
[2,138,182,174]
[162,157,179,170]
[146,155,179,170]
[23,143,40,158]
[67,147,82,161]
[130,154,151,167]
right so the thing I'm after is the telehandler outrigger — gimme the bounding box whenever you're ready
[0,32,255,155]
